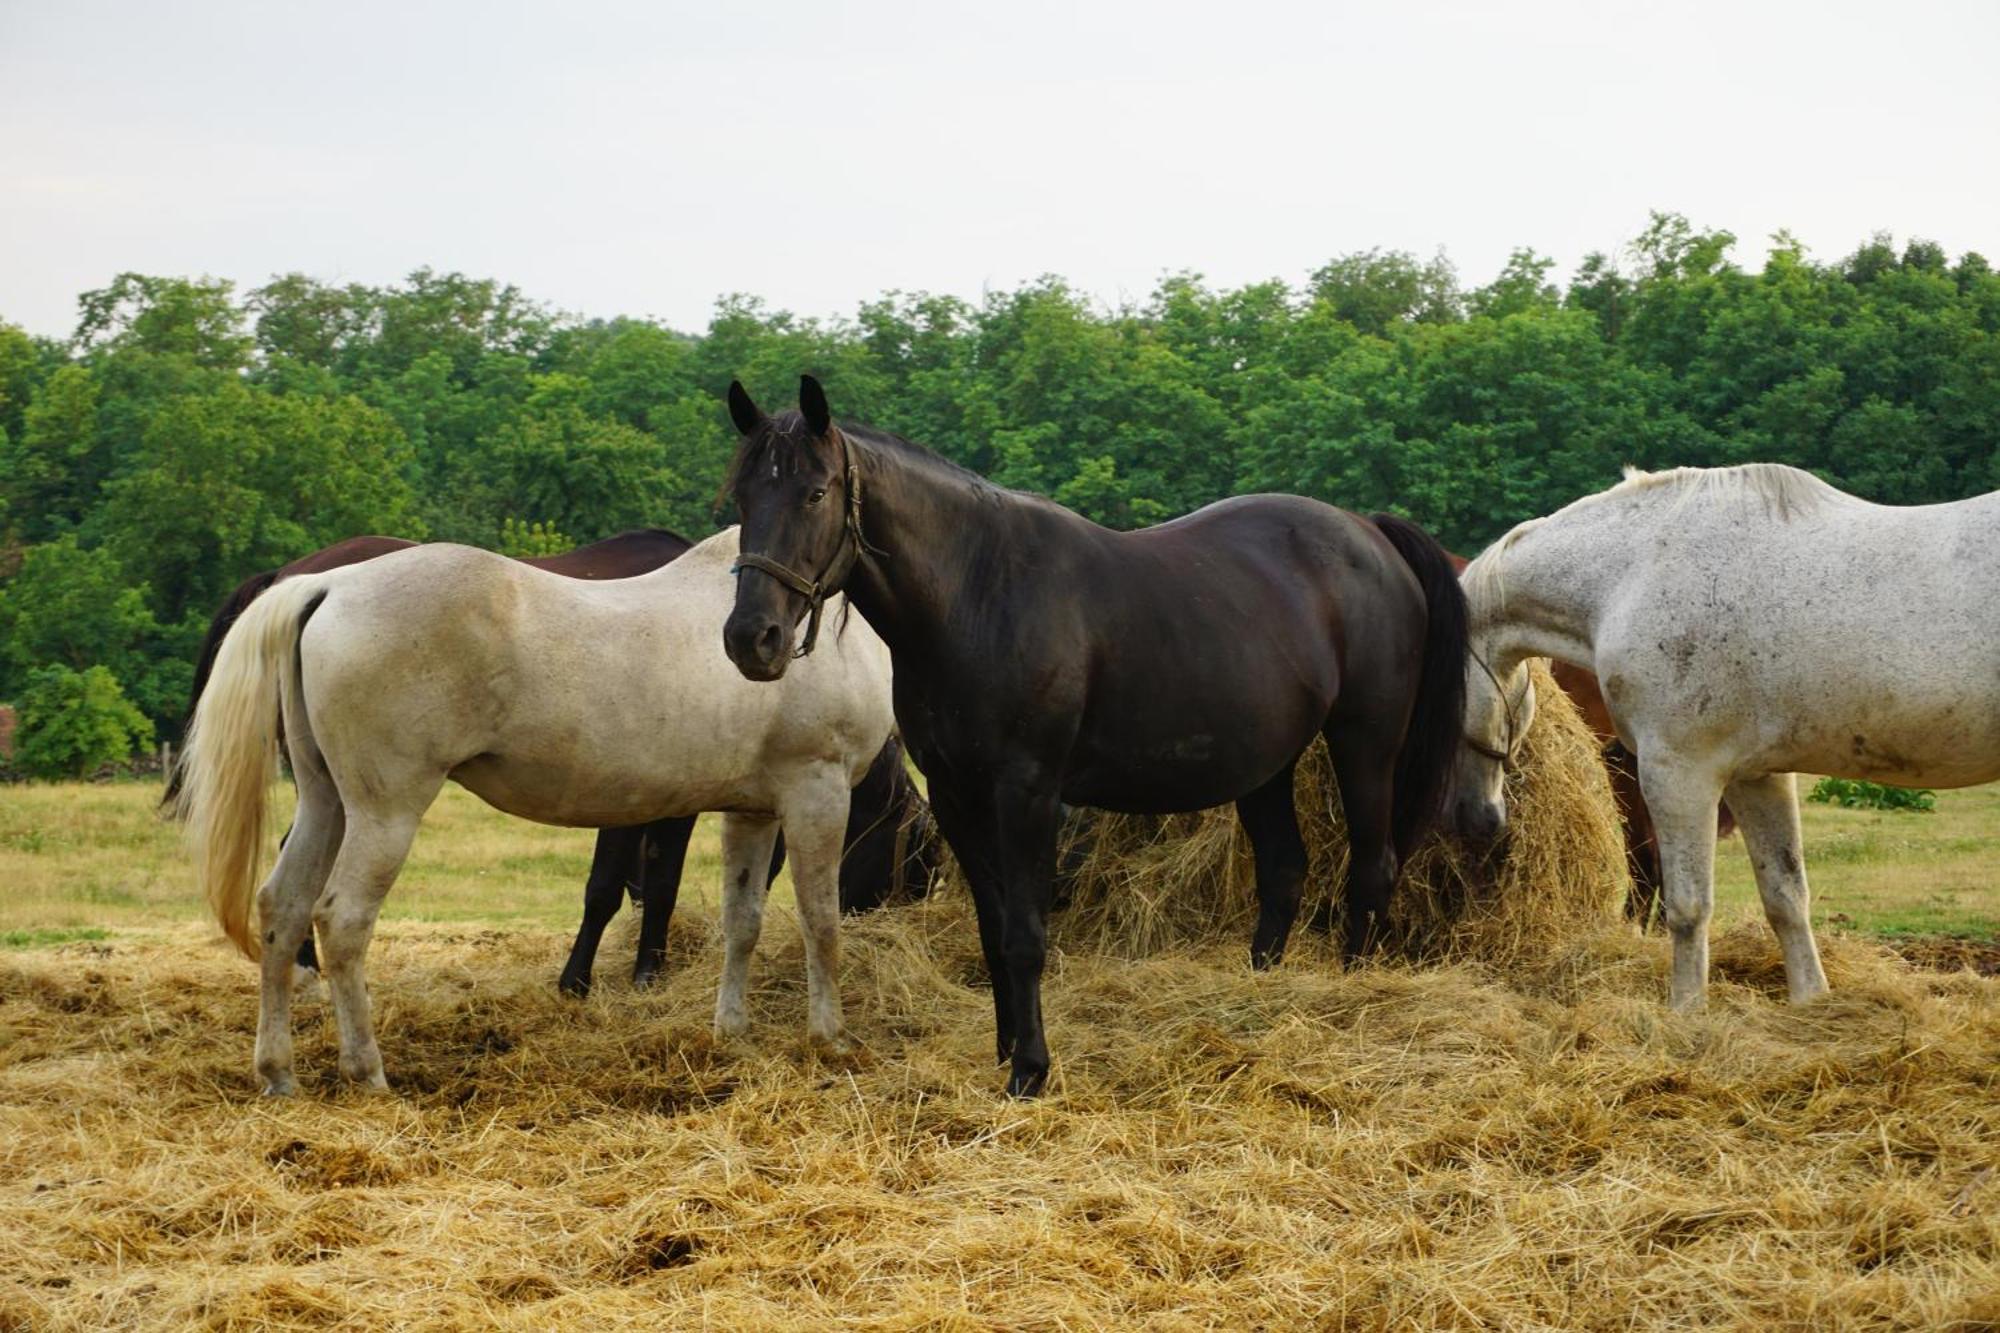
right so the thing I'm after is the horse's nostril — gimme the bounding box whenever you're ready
[756,623,782,662]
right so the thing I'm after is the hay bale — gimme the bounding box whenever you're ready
[1041,660,1627,962]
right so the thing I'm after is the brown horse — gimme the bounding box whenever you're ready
[171,530,940,996]
[1443,552,1732,924]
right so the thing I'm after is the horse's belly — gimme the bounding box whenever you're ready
[1763,726,2000,790]
[1061,720,1320,814]
[447,752,759,829]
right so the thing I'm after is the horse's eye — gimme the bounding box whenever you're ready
[806,488,827,506]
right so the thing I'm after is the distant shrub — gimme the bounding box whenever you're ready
[497,517,572,558]
[1807,777,1936,813]
[13,665,154,780]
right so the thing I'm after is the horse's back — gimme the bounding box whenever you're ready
[1605,489,2000,785]
[1032,494,1429,811]
[295,534,893,825]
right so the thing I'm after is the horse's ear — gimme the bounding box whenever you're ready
[800,375,832,438]
[727,380,766,436]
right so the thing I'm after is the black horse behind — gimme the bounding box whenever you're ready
[721,378,1468,1097]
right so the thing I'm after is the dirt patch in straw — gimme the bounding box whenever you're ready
[2,900,1996,1329]
[1887,935,2000,979]
[1041,660,1628,963]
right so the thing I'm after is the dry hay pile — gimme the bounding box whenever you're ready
[1045,660,1628,961]
[3,904,1997,1329]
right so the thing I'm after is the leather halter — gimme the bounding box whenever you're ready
[1465,652,1527,770]
[731,425,867,658]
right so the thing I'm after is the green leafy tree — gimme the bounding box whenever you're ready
[478,373,691,539]
[1308,249,1462,335]
[0,534,193,730]
[92,381,422,623]
[73,273,252,369]
[0,364,102,541]
[13,664,154,779]
[0,320,47,447]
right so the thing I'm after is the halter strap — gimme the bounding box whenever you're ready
[731,425,869,658]
[1465,651,1526,769]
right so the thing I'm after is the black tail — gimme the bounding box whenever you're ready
[161,568,280,812]
[1369,513,1470,861]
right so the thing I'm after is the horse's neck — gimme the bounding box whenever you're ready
[1471,504,1635,674]
[843,437,1010,658]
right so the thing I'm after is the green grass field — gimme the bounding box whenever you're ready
[1,777,1996,949]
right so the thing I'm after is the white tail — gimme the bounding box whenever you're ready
[175,576,329,960]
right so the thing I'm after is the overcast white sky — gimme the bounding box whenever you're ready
[3,0,1995,339]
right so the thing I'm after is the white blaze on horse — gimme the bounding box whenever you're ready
[1454,463,2000,1010]
[176,529,894,1095]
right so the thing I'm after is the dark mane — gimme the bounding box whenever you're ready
[724,410,1065,519]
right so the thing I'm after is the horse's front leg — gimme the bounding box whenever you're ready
[776,764,855,1051]
[1639,754,1725,1011]
[927,778,1015,1065]
[991,772,1063,1098]
[712,813,781,1040]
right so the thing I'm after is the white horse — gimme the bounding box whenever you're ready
[177,528,894,1095]
[1454,464,2000,1010]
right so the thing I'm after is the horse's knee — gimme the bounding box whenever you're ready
[1658,885,1709,936]
[1001,922,1047,977]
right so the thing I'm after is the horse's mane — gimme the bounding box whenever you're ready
[1464,463,1851,610]
[1605,462,1846,518]
[724,410,1044,507]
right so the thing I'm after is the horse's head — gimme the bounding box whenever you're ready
[721,376,863,680]
[1452,656,1535,846]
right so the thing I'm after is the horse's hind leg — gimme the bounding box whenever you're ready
[1325,724,1402,961]
[1236,761,1306,969]
[314,787,436,1091]
[558,825,645,998]
[631,816,694,989]
[254,778,343,1096]
[1722,772,1829,1004]
[713,812,781,1040]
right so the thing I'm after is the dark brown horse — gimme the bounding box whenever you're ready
[171,530,941,996]
[720,378,1468,1097]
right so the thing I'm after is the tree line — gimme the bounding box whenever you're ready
[2,212,1996,775]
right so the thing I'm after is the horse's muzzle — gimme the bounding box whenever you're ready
[1451,795,1508,848]
[723,613,790,681]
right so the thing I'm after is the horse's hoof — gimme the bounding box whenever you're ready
[339,1059,390,1092]
[557,972,591,999]
[631,967,660,991]
[260,1076,297,1098]
[1005,1069,1047,1100]
[713,1013,750,1042]
[811,1031,853,1057]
